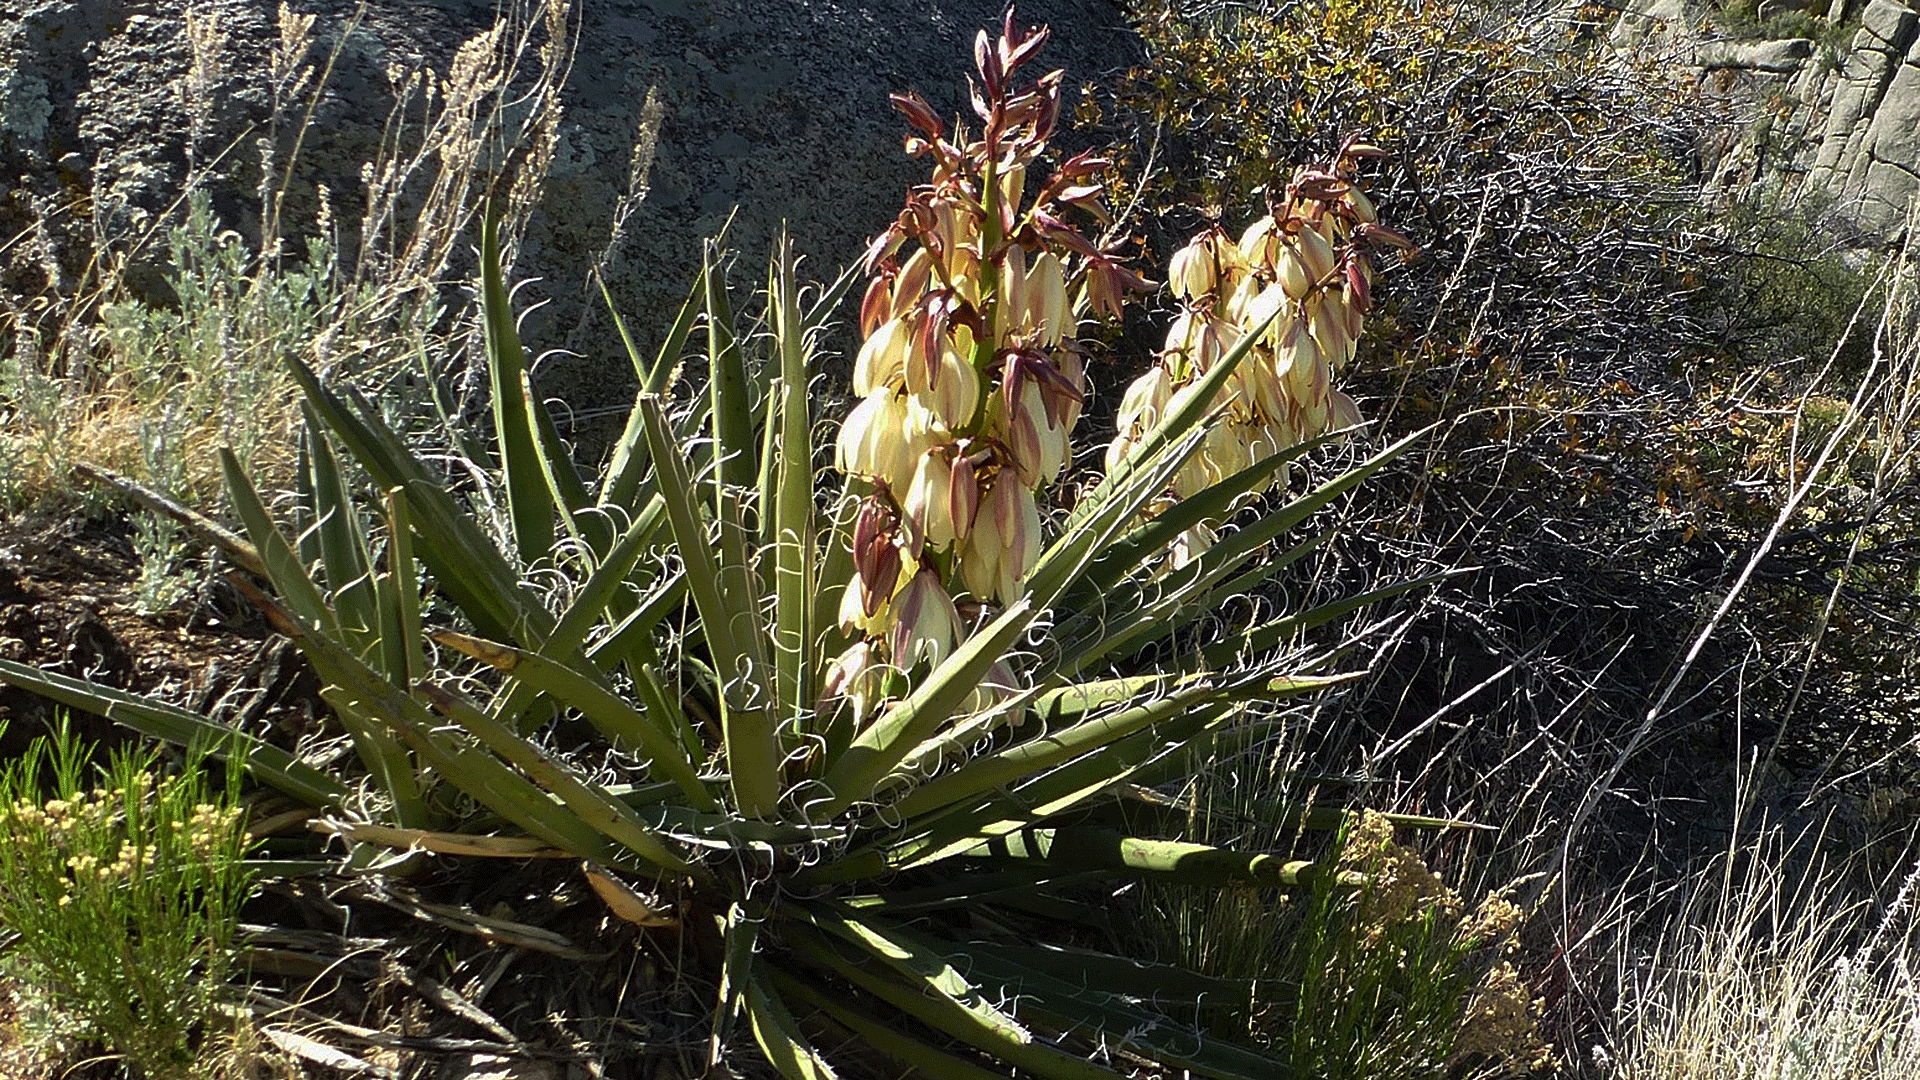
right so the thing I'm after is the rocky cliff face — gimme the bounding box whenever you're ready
[0,0,1138,411]
[1805,0,1920,236]
[1613,0,1920,244]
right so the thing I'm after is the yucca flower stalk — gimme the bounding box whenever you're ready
[1108,136,1414,560]
[0,16,1461,1078]
[833,11,1150,708]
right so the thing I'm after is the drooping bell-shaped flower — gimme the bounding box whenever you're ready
[903,447,962,553]
[1239,215,1280,271]
[835,392,914,492]
[1115,365,1172,437]
[1329,389,1363,430]
[991,377,1068,488]
[889,568,964,671]
[1168,237,1216,301]
[820,640,885,726]
[856,316,913,395]
[1293,222,1337,285]
[985,476,1042,605]
[1307,296,1353,371]
[909,323,982,430]
[1025,251,1072,346]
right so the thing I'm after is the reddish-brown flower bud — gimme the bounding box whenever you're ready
[975,29,1002,99]
[860,274,893,338]
[890,91,945,139]
[1345,258,1372,314]
[1354,222,1417,253]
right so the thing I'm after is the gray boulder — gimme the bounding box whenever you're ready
[1695,36,1814,72]
[0,0,1140,417]
[1607,0,1920,244]
[1809,0,1920,236]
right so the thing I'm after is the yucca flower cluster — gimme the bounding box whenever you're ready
[1106,138,1414,559]
[829,13,1150,708]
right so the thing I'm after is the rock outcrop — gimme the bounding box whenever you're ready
[1806,0,1920,235]
[0,0,1139,413]
[1612,0,1920,244]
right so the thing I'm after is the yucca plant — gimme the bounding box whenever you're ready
[0,15,1449,1077]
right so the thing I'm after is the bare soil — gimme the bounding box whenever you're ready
[0,508,320,757]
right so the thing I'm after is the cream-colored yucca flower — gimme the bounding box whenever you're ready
[835,393,906,484]
[959,475,1042,607]
[831,15,1149,713]
[820,640,884,725]
[889,568,964,671]
[1025,251,1072,345]
[1109,138,1411,528]
[855,317,912,395]
[908,324,982,430]
[1168,240,1216,301]
[903,447,964,552]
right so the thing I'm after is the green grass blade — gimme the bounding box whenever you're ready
[219,572,427,825]
[433,630,714,811]
[222,450,333,632]
[769,236,816,730]
[1030,676,1171,722]
[1066,430,1339,601]
[376,487,425,686]
[798,260,862,338]
[876,702,1238,874]
[489,501,671,730]
[251,590,625,860]
[639,396,780,818]
[314,690,432,828]
[480,207,556,566]
[1022,426,1210,614]
[413,681,703,881]
[714,901,756,1066]
[815,913,1283,1078]
[1028,309,1278,601]
[774,974,1008,1080]
[283,359,420,490]
[967,826,1348,888]
[285,359,554,645]
[586,567,687,669]
[783,923,1126,1080]
[716,487,784,817]
[1061,442,1334,619]
[1051,426,1435,675]
[293,436,319,568]
[745,967,841,1080]
[613,260,701,395]
[598,266,708,514]
[403,475,560,647]
[528,369,594,519]
[704,240,755,506]
[0,658,345,808]
[799,904,1026,1033]
[890,677,1249,820]
[598,392,659,514]
[300,414,378,651]
[1048,529,1330,678]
